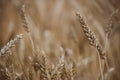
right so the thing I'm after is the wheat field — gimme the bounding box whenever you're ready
[0,0,120,80]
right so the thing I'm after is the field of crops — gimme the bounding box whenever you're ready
[0,0,120,80]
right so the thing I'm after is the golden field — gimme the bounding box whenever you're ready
[0,0,120,80]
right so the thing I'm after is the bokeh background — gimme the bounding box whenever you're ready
[0,0,120,80]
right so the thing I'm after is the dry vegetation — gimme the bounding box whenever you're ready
[0,0,120,80]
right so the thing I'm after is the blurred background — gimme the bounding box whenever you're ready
[0,0,120,80]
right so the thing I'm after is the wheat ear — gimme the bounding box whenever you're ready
[105,9,119,39]
[39,54,49,80]
[20,4,30,33]
[76,12,105,59]
[0,34,23,56]
[76,12,106,80]
[20,4,35,54]
[0,63,11,80]
[51,55,64,80]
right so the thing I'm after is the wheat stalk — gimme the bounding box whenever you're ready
[20,4,30,33]
[105,9,119,39]
[28,67,33,80]
[39,54,49,80]
[76,12,108,80]
[50,55,64,80]
[33,53,40,72]
[20,4,35,54]
[69,63,75,80]
[76,12,105,59]
[0,34,23,56]
[0,63,11,80]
